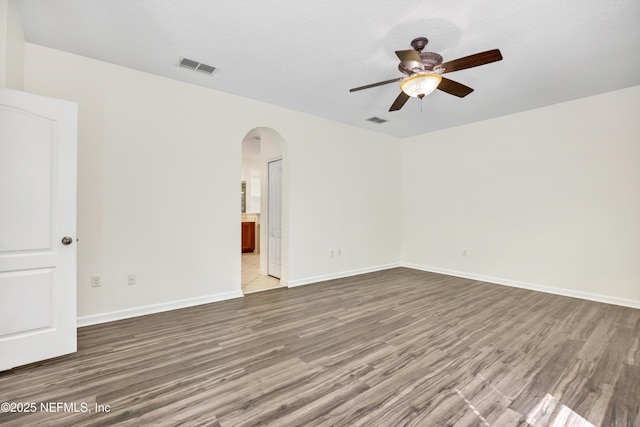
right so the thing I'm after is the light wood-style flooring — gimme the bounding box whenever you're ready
[1,268,639,426]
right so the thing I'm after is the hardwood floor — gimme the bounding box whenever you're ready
[1,268,639,426]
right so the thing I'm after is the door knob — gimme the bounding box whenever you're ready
[61,236,73,245]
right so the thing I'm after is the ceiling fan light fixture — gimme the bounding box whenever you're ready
[400,73,442,98]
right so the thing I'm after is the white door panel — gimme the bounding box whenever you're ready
[0,268,53,335]
[267,159,282,278]
[0,88,77,371]
[0,108,53,251]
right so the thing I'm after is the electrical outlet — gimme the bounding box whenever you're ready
[127,274,136,285]
[91,276,101,287]
[462,249,468,257]
[330,250,334,257]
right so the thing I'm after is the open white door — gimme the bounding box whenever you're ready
[267,159,282,278]
[0,89,77,371]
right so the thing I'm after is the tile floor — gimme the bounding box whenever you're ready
[241,252,283,294]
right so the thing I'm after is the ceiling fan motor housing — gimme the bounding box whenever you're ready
[398,52,444,75]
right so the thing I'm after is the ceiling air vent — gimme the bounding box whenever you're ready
[366,116,387,124]
[196,63,216,74]
[178,57,217,75]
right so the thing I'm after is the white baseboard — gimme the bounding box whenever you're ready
[402,263,640,309]
[77,290,243,327]
[76,262,638,327]
[288,263,401,288]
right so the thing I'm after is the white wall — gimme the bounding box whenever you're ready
[23,44,402,321]
[401,86,640,305]
[241,138,261,214]
[0,0,24,90]
[285,122,402,285]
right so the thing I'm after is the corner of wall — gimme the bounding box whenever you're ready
[0,0,25,90]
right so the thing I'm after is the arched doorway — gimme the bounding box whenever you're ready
[240,127,289,293]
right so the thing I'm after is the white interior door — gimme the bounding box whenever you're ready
[0,88,77,371]
[267,159,282,278]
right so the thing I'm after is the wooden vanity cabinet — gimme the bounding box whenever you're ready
[242,222,255,253]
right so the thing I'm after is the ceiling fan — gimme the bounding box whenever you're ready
[349,37,503,112]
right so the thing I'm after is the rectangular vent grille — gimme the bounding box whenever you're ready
[366,116,387,124]
[178,57,216,75]
[196,63,216,74]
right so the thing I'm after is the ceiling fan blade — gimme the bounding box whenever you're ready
[389,92,410,112]
[395,49,425,72]
[349,77,403,92]
[439,49,503,74]
[437,77,474,98]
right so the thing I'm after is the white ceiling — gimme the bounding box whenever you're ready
[16,0,640,138]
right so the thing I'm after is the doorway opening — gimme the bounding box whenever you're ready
[240,128,288,294]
